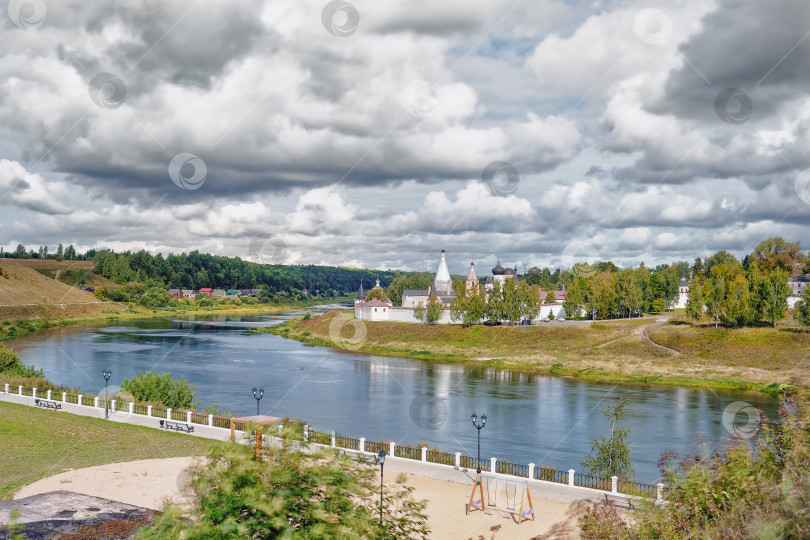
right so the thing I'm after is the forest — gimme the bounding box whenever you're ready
[1,244,413,296]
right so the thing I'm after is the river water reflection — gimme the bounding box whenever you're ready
[10,311,781,482]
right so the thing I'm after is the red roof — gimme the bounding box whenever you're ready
[360,299,391,307]
[199,288,213,293]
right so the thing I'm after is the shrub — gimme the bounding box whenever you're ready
[137,429,430,539]
[0,343,42,378]
[121,370,198,410]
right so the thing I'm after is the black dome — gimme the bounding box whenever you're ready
[492,261,505,275]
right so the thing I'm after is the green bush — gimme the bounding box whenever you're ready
[137,429,430,539]
[121,370,198,410]
[0,343,42,378]
[579,394,810,538]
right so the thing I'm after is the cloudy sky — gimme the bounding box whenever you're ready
[1,0,809,275]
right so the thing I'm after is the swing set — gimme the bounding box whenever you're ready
[466,472,535,525]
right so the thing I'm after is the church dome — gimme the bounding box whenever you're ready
[492,261,505,275]
[504,266,516,275]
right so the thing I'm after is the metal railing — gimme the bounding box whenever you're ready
[394,446,421,460]
[617,479,656,498]
[365,440,388,454]
[426,450,455,465]
[496,461,528,477]
[334,436,359,450]
[459,455,490,471]
[308,430,331,445]
[574,473,612,491]
[535,467,567,485]
[5,383,664,500]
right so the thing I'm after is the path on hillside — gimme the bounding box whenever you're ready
[640,317,681,356]
[594,317,681,356]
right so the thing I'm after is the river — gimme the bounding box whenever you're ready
[8,310,781,483]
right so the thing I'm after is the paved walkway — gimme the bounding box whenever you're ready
[1,391,628,506]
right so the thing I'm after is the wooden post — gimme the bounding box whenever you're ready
[517,480,535,525]
[466,473,486,515]
[230,419,235,441]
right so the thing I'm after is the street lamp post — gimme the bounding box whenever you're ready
[471,412,487,473]
[376,450,386,527]
[252,387,264,415]
[102,370,111,420]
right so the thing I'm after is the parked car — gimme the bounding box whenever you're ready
[540,317,550,322]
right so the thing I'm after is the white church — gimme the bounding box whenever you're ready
[354,250,568,324]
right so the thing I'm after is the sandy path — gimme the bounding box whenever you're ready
[14,457,199,510]
[15,457,581,539]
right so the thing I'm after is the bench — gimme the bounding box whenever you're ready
[159,419,194,432]
[34,399,62,410]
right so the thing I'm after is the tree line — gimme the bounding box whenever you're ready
[4,243,425,297]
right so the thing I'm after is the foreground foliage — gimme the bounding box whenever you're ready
[579,393,810,538]
[138,429,429,539]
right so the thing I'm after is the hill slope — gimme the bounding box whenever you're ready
[10,259,119,289]
[0,260,98,305]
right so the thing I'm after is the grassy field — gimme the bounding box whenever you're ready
[0,260,101,306]
[11,259,120,289]
[0,400,222,501]
[267,311,807,394]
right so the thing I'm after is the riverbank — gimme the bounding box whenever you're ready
[0,299,347,343]
[263,310,804,396]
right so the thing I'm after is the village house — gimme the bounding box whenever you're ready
[788,274,809,308]
[181,289,196,299]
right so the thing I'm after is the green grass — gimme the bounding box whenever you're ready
[266,311,805,394]
[0,400,223,501]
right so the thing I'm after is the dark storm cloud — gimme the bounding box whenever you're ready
[657,0,810,122]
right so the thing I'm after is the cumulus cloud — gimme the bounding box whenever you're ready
[1,0,809,270]
[0,160,72,214]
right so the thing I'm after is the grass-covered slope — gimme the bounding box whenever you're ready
[0,400,221,501]
[268,311,802,393]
